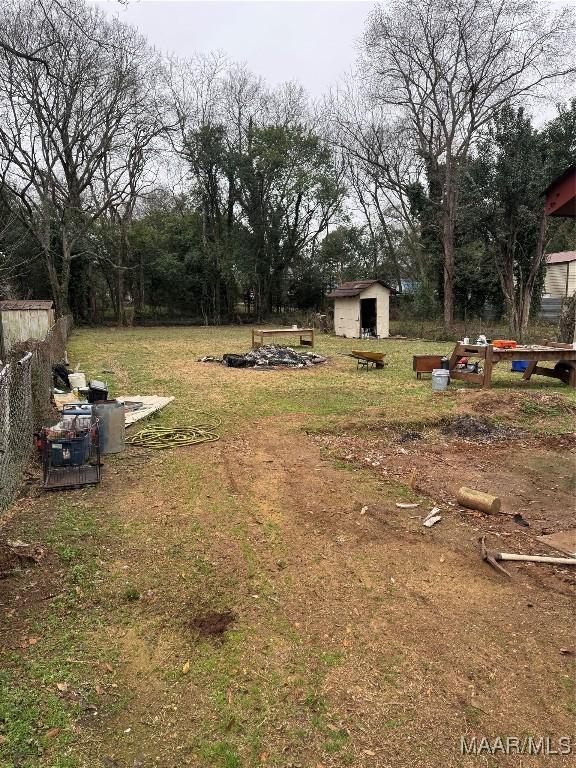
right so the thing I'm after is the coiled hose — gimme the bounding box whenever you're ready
[127,410,220,449]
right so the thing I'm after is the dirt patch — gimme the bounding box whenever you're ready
[542,432,576,451]
[438,414,523,442]
[0,542,22,578]
[0,540,44,578]
[188,610,236,639]
[315,415,576,582]
[395,430,423,443]
[457,390,576,419]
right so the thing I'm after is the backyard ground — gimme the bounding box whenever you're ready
[0,326,575,768]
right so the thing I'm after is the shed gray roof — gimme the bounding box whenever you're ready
[327,280,394,298]
[0,300,54,311]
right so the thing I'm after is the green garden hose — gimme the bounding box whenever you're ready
[127,411,221,449]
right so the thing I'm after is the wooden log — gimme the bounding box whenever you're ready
[457,486,501,514]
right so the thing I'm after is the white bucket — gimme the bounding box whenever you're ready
[68,371,87,390]
[431,369,450,391]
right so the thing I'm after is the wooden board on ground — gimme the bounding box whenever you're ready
[537,530,576,558]
[122,395,175,426]
[53,392,80,410]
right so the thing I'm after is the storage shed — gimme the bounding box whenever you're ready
[327,280,393,338]
[544,252,576,299]
[0,300,55,358]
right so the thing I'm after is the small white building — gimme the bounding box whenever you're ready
[0,300,55,358]
[545,251,576,299]
[327,280,393,339]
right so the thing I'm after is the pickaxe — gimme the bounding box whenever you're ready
[480,536,576,577]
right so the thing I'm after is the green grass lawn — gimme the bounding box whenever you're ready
[0,325,574,768]
[66,325,576,429]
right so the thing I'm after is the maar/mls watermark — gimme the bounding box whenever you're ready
[460,736,574,756]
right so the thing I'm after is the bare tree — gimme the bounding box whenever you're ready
[0,0,129,76]
[0,0,156,316]
[362,0,576,326]
[328,79,424,289]
[89,51,168,325]
[168,56,345,320]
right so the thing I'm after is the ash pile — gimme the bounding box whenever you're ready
[438,414,523,443]
[201,345,327,368]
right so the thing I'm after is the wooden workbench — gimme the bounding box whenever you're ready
[448,341,576,389]
[251,327,315,349]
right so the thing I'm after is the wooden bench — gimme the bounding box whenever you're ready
[251,327,315,348]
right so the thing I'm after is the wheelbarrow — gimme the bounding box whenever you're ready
[350,350,386,370]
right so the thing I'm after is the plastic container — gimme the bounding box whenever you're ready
[88,380,109,403]
[48,431,91,466]
[46,415,92,437]
[49,434,90,466]
[511,360,529,373]
[68,371,87,390]
[62,403,93,416]
[91,400,125,454]
[493,339,517,349]
[431,369,450,391]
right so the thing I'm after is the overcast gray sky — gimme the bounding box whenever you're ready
[94,1,372,96]
[94,0,576,104]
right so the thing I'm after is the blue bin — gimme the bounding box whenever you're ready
[49,432,91,466]
[511,360,529,373]
[62,403,92,416]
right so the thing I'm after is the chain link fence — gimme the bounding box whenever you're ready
[0,315,72,513]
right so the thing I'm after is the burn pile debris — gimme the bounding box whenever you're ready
[200,345,327,369]
[438,414,523,443]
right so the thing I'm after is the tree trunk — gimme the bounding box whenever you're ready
[87,260,97,324]
[117,267,125,326]
[442,204,455,327]
[134,252,145,315]
[559,294,576,343]
[514,211,547,340]
[53,237,73,318]
[518,287,532,340]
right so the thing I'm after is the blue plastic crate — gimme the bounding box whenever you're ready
[511,360,529,373]
[48,431,91,467]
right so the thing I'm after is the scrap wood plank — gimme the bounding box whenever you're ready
[537,530,576,558]
[54,392,81,409]
[122,395,175,426]
[54,393,175,425]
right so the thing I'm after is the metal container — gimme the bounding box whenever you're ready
[431,369,450,391]
[91,400,125,454]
